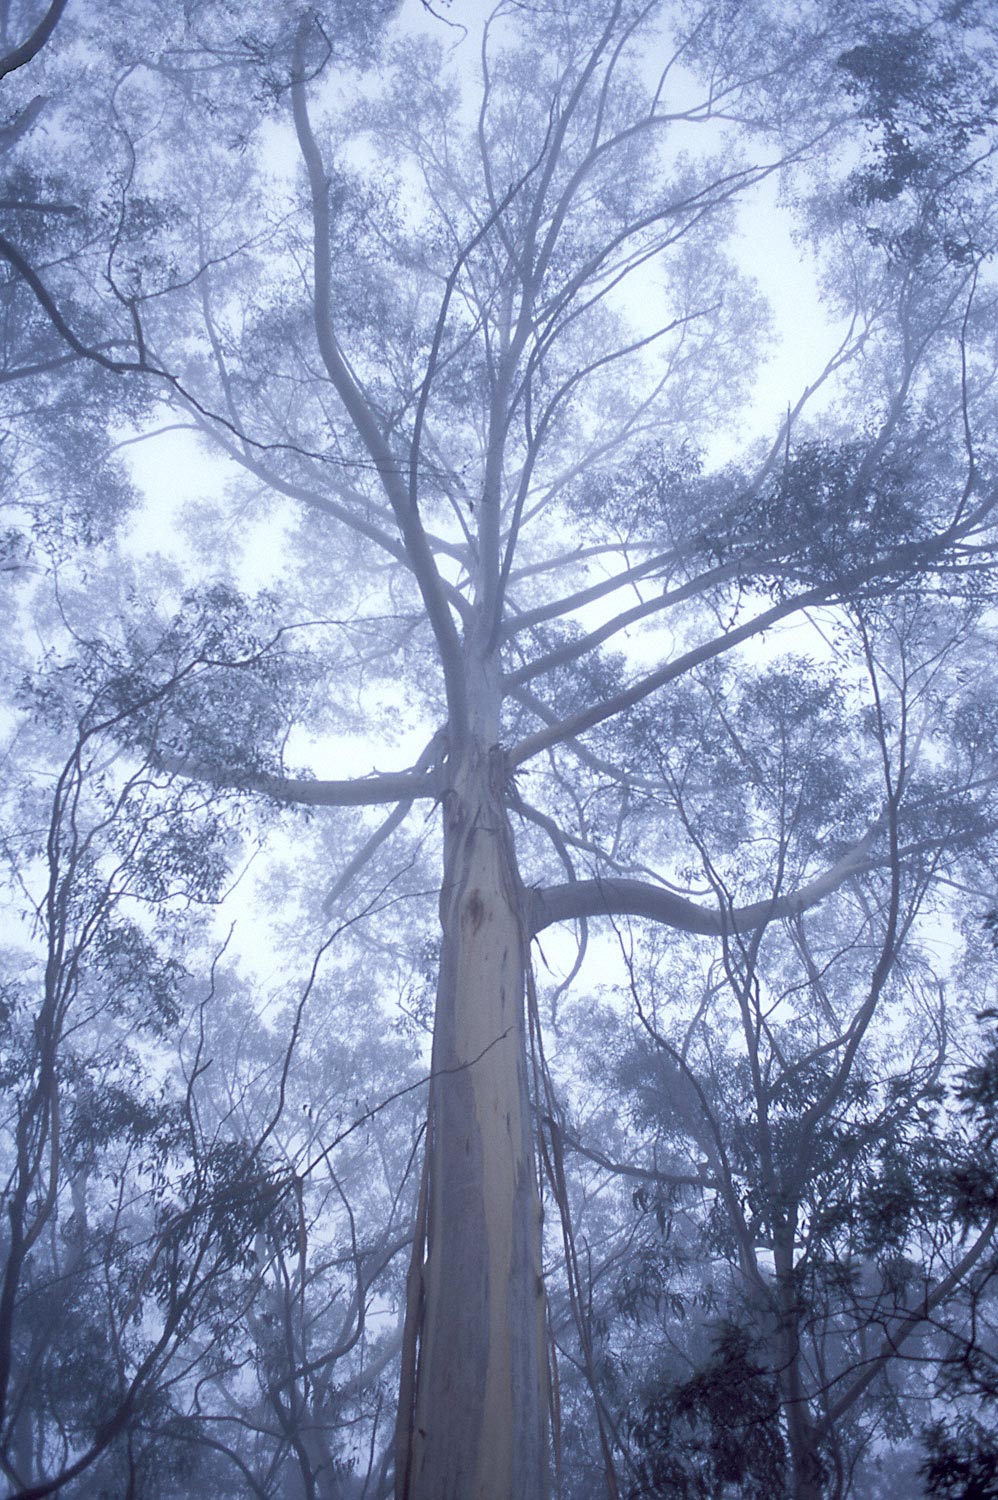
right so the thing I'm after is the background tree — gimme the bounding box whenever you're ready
[544,603,998,1496]
[0,613,424,1499]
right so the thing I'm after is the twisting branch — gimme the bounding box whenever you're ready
[290,18,468,737]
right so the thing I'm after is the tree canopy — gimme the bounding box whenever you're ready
[2,1,998,1497]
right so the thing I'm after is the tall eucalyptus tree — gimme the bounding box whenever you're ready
[4,1,998,1496]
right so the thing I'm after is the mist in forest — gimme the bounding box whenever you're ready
[2,2,998,1497]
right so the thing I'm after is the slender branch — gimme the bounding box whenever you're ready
[817,1213,998,1434]
[321,730,446,912]
[509,508,985,767]
[563,1131,709,1190]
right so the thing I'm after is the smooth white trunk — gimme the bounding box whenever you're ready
[401,735,548,1500]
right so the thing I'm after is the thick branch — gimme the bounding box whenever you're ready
[510,586,833,766]
[157,756,437,809]
[0,0,68,80]
[509,522,971,767]
[290,26,468,734]
[530,822,883,937]
[506,558,745,688]
[0,96,48,151]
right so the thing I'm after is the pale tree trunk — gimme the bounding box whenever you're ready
[773,1240,825,1500]
[401,660,549,1499]
[784,1390,825,1500]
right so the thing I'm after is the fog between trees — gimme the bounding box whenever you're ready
[2,1,998,1497]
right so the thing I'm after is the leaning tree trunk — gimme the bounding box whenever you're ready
[399,713,549,1500]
